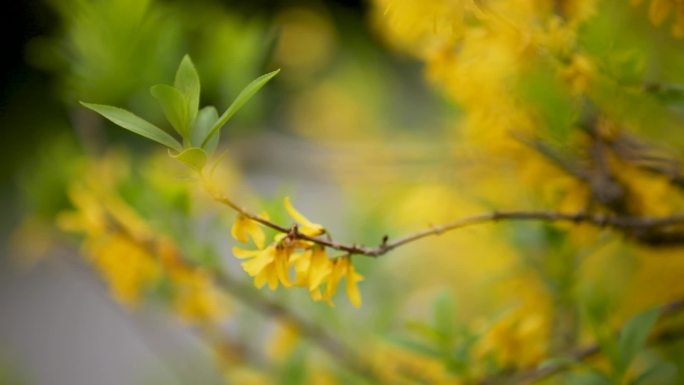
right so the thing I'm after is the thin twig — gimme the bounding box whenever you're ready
[212,189,684,257]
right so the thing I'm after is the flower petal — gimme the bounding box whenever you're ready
[308,248,332,291]
[232,246,260,259]
[345,262,364,308]
[242,248,275,276]
[231,214,265,248]
[323,256,346,304]
[284,196,325,236]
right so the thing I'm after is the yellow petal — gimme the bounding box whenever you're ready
[308,248,332,291]
[254,269,268,288]
[275,250,292,287]
[242,248,275,276]
[345,263,364,308]
[284,196,325,236]
[292,250,312,286]
[267,265,279,290]
[231,215,249,243]
[231,214,265,248]
[310,288,323,301]
[323,257,346,304]
[232,246,260,259]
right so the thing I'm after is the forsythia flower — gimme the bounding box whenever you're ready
[283,196,325,236]
[324,255,364,308]
[231,197,363,307]
[171,269,228,323]
[231,214,265,248]
[86,234,161,306]
[59,157,231,324]
[235,244,293,290]
[475,310,548,368]
[291,247,333,300]
[58,185,161,307]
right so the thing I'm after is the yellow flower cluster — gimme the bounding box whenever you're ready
[475,310,549,368]
[372,0,598,158]
[57,155,227,324]
[58,184,161,306]
[231,197,363,307]
[371,342,462,385]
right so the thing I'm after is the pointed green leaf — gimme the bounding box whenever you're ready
[174,55,200,133]
[618,306,661,373]
[80,102,182,152]
[150,84,189,139]
[169,147,207,172]
[202,69,280,148]
[192,106,219,153]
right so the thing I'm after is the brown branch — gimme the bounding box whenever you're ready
[605,132,684,191]
[212,188,684,256]
[482,298,684,385]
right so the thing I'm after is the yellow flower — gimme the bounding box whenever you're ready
[172,269,228,324]
[291,246,333,300]
[267,322,300,361]
[324,255,364,308]
[284,196,325,236]
[235,245,292,290]
[57,185,108,236]
[231,214,265,248]
[58,184,161,308]
[86,234,161,307]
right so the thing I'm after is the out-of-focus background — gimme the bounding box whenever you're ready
[5,1,684,384]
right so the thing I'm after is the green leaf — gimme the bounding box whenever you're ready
[433,291,456,344]
[566,369,614,385]
[518,65,577,142]
[150,84,189,140]
[174,55,200,134]
[202,69,280,148]
[169,147,208,172]
[617,306,661,373]
[386,335,443,358]
[192,106,219,152]
[404,321,441,343]
[80,102,182,152]
[537,356,579,371]
[279,346,307,385]
[630,362,677,385]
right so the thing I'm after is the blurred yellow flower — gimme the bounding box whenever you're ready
[171,269,228,324]
[231,214,265,249]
